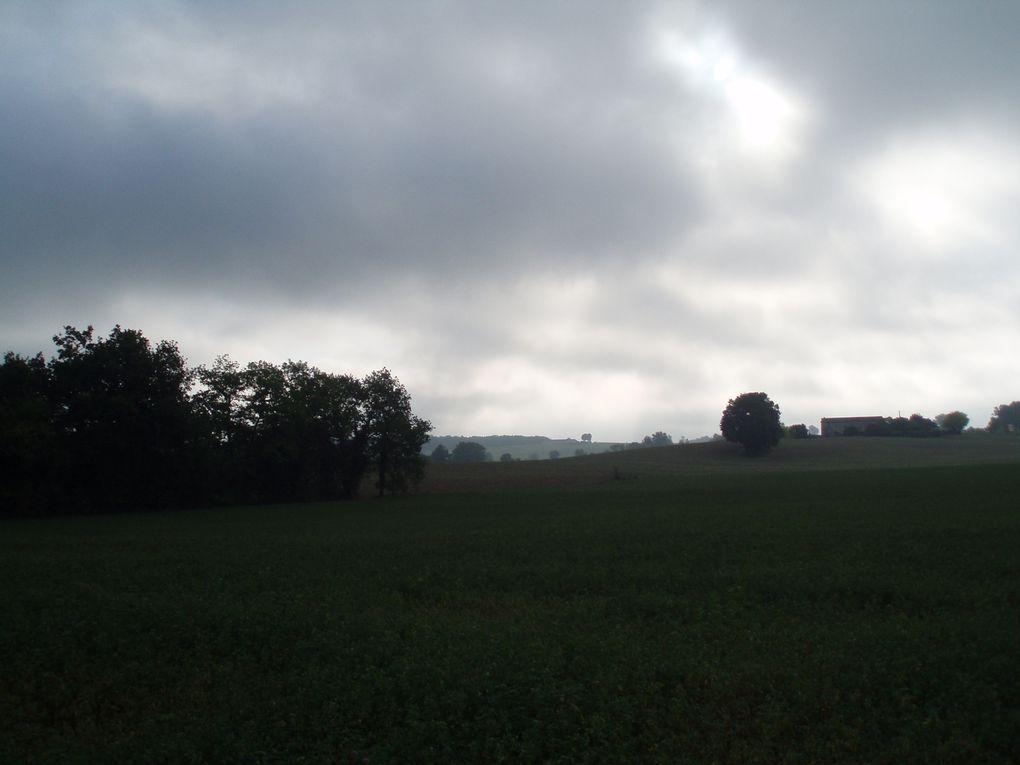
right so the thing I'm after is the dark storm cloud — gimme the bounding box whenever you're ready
[0,0,703,311]
[3,90,307,278]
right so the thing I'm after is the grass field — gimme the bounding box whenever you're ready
[421,432,1020,493]
[425,438,623,462]
[2,438,1019,763]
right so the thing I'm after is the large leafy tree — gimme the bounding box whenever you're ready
[0,352,54,514]
[935,411,969,435]
[361,369,432,497]
[312,368,368,499]
[3,327,433,513]
[787,423,810,439]
[988,402,1020,433]
[906,413,939,437]
[193,360,433,501]
[193,355,245,446]
[642,431,673,447]
[48,325,195,511]
[360,369,431,497]
[720,392,783,457]
[451,441,488,463]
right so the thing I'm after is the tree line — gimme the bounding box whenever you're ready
[719,393,1018,456]
[0,326,431,517]
[428,431,679,464]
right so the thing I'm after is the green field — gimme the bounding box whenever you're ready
[3,438,1019,763]
[425,438,624,462]
[421,432,1020,493]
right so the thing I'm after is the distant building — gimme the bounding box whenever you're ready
[820,416,887,437]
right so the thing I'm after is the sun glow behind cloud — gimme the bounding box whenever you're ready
[653,26,809,162]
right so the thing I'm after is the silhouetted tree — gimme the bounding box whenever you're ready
[2,327,433,513]
[237,360,297,502]
[194,359,408,501]
[907,413,939,437]
[720,392,783,456]
[277,361,366,501]
[451,441,487,463]
[194,355,245,446]
[581,433,592,443]
[642,431,673,447]
[361,369,431,497]
[430,444,450,463]
[548,450,560,459]
[787,423,809,439]
[499,452,513,462]
[310,368,367,499]
[864,420,892,437]
[0,351,54,515]
[988,402,1020,433]
[935,411,969,435]
[47,325,196,511]
[887,417,910,437]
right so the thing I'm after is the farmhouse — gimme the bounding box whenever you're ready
[820,416,886,437]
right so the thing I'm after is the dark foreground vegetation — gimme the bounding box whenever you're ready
[3,457,1018,763]
[0,326,430,515]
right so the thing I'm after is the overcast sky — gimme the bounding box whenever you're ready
[3,1,1019,441]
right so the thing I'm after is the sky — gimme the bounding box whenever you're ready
[3,1,1019,442]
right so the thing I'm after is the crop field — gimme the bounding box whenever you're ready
[3,439,1019,763]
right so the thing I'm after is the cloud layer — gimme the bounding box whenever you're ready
[3,1,1019,440]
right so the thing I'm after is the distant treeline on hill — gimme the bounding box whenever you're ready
[0,326,431,517]
[427,435,553,449]
[425,436,568,463]
[426,431,688,462]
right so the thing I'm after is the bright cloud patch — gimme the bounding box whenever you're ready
[654,26,809,162]
[854,132,1020,252]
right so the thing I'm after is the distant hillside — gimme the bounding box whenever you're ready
[419,433,1020,494]
[427,435,553,448]
[424,434,724,460]
[425,435,620,460]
